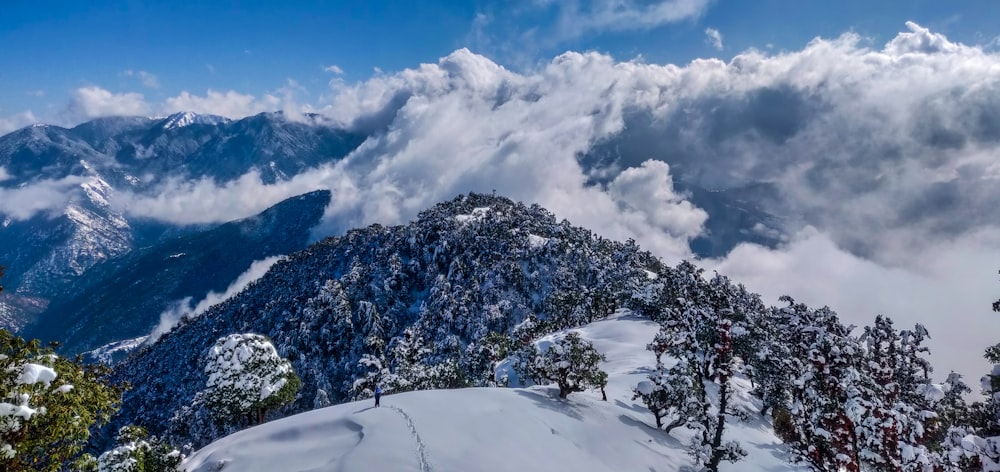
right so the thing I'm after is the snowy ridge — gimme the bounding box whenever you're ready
[158,112,230,129]
[182,313,802,472]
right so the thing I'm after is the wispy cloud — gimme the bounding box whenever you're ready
[0,175,86,220]
[0,110,37,134]
[147,256,282,343]
[549,0,711,40]
[704,27,723,50]
[122,69,161,89]
[324,64,344,74]
[469,0,712,66]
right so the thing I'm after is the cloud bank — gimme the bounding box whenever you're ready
[6,22,1000,385]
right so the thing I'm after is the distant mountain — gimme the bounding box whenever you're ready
[21,190,332,355]
[0,112,365,329]
[103,193,662,449]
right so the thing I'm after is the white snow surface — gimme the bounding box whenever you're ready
[183,313,802,472]
[16,363,57,386]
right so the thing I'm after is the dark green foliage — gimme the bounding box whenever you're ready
[97,425,183,472]
[516,331,608,399]
[0,329,125,471]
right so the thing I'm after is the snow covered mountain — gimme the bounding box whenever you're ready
[181,314,802,472]
[102,193,663,449]
[0,113,364,330]
[21,189,332,355]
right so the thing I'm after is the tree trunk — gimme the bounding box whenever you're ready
[706,381,730,472]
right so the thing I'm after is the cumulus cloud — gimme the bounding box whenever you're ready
[324,64,344,74]
[148,256,282,343]
[163,89,280,119]
[704,27,723,50]
[66,86,151,120]
[0,167,11,182]
[16,22,1000,381]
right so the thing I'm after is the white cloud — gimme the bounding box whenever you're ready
[163,89,280,119]
[324,64,344,74]
[704,27,723,50]
[0,110,37,134]
[26,90,44,97]
[551,0,711,40]
[123,69,160,89]
[607,160,707,239]
[66,86,150,119]
[12,22,1000,383]
[0,167,10,182]
[0,175,87,220]
[148,256,282,343]
[707,228,1000,393]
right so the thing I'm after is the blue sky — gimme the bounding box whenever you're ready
[2,0,999,124]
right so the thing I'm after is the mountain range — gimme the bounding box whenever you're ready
[0,112,364,335]
[0,112,781,353]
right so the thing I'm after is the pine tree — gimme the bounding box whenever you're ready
[635,264,756,471]
[0,329,125,471]
[854,316,936,470]
[516,332,607,399]
[96,425,183,472]
[196,333,300,427]
[778,297,864,472]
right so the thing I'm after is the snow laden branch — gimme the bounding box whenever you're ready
[192,333,300,428]
[515,331,608,399]
[0,329,123,471]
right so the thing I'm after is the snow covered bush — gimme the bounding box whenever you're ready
[0,329,124,471]
[515,331,607,399]
[196,333,300,427]
[97,425,182,472]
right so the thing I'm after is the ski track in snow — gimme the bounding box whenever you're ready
[386,404,431,472]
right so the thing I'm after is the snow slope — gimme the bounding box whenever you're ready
[182,313,803,472]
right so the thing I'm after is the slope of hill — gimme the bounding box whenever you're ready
[104,193,662,449]
[21,190,332,355]
[0,113,364,329]
[181,314,802,472]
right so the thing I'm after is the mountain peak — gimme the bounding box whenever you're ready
[158,111,230,129]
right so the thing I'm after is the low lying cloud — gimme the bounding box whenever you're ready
[0,175,86,220]
[707,228,1000,392]
[148,256,282,343]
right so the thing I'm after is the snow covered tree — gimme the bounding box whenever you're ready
[642,264,755,471]
[197,333,300,427]
[633,359,702,433]
[96,425,182,472]
[0,329,124,471]
[854,315,937,470]
[516,332,607,399]
[776,297,865,472]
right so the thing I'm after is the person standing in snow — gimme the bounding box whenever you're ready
[374,385,382,407]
